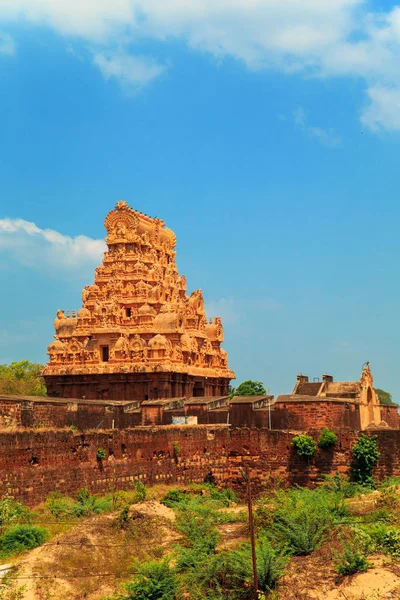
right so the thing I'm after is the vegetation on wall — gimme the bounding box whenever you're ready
[0,361,46,396]
[291,434,317,458]
[351,434,380,487]
[318,428,338,449]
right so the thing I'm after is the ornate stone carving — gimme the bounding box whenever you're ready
[43,200,234,381]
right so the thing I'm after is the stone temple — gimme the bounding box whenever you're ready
[43,201,234,401]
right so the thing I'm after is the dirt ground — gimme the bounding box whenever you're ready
[15,502,179,600]
[6,491,400,600]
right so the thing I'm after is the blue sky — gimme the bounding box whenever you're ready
[1,1,400,397]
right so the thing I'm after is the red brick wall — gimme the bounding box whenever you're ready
[0,400,141,430]
[270,401,362,430]
[380,406,400,429]
[0,426,398,506]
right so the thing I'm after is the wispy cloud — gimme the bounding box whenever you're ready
[205,297,239,325]
[4,2,400,129]
[93,50,167,91]
[0,218,106,275]
[361,86,400,132]
[292,107,340,147]
[0,32,15,55]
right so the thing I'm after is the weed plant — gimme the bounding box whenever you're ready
[318,428,338,449]
[132,481,147,504]
[268,486,347,555]
[334,539,371,576]
[291,434,317,458]
[320,473,366,498]
[351,434,380,488]
[367,523,400,559]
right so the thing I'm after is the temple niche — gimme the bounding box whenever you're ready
[43,201,235,401]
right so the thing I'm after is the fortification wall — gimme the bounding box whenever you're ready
[1,426,400,505]
[0,396,398,431]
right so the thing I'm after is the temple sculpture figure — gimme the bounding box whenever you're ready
[43,201,234,401]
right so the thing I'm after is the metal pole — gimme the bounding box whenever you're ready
[240,466,258,599]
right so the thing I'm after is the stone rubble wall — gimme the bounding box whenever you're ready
[0,426,399,505]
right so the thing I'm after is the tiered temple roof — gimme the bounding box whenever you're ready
[43,201,234,382]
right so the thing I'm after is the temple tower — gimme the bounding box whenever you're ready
[43,201,234,401]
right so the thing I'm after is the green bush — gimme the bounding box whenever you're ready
[96,448,107,460]
[318,428,338,449]
[320,473,365,498]
[1,525,48,554]
[255,536,289,592]
[76,487,90,503]
[116,506,130,530]
[0,493,30,533]
[45,492,77,518]
[123,559,178,600]
[334,540,370,576]
[161,489,189,508]
[270,487,345,555]
[179,548,250,600]
[291,435,317,458]
[176,503,220,552]
[133,481,147,504]
[368,524,400,559]
[351,435,380,487]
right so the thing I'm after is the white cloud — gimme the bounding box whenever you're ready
[0,31,15,55]
[361,86,400,132]
[93,50,166,90]
[292,107,340,147]
[3,1,400,128]
[0,218,106,274]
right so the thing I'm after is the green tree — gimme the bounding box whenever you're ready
[233,380,267,397]
[0,361,46,396]
[375,388,397,406]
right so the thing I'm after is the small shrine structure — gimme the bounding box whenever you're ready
[43,201,234,401]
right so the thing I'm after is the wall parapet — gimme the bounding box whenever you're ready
[0,426,399,505]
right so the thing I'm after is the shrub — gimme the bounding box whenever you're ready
[123,559,178,600]
[320,473,364,498]
[273,510,327,555]
[1,525,48,554]
[45,492,76,518]
[270,487,344,555]
[161,490,189,508]
[116,506,130,530]
[318,428,338,449]
[291,435,317,458]
[172,442,181,462]
[368,524,400,559]
[351,435,380,487]
[255,536,289,592]
[132,481,147,504]
[76,487,91,503]
[176,506,220,552]
[0,493,30,533]
[96,448,107,460]
[334,540,370,576]
[179,548,250,600]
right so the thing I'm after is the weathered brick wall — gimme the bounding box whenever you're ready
[270,400,362,430]
[380,406,400,429]
[0,400,141,430]
[0,426,398,506]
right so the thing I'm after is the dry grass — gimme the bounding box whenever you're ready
[17,507,178,600]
